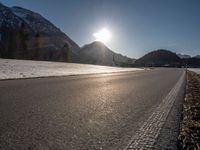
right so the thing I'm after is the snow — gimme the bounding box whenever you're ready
[0,59,143,80]
[11,7,59,34]
[188,68,200,74]
[11,11,27,19]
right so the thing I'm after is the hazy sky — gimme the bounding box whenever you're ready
[1,0,200,58]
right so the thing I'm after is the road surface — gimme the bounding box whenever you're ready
[0,68,185,150]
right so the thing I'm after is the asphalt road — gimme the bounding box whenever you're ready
[0,68,184,150]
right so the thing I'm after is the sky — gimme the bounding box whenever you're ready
[1,0,200,58]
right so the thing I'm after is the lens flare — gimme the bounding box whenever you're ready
[93,28,111,43]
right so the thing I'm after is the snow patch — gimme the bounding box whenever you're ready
[188,68,200,74]
[0,59,143,80]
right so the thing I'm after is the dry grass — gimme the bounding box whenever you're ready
[178,71,200,149]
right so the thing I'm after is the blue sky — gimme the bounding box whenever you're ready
[1,0,200,58]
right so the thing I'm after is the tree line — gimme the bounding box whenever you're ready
[0,22,71,62]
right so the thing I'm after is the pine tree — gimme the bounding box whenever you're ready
[7,30,14,58]
[4,30,14,58]
[113,53,117,66]
[19,22,28,58]
[33,33,41,59]
[61,43,71,62]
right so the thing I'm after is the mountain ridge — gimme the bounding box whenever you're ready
[77,41,135,66]
[0,3,134,67]
[0,3,199,67]
[134,49,182,67]
[0,2,79,61]
[134,49,200,67]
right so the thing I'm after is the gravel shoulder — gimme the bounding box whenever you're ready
[178,70,200,149]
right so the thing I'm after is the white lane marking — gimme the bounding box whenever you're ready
[125,71,185,150]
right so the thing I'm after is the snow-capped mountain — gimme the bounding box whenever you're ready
[0,3,23,28]
[11,6,61,35]
[177,53,191,59]
[10,6,79,52]
[0,2,79,61]
[77,41,135,66]
[194,55,200,59]
[0,3,134,67]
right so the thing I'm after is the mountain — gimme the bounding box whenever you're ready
[0,3,79,61]
[194,55,200,59]
[177,53,191,59]
[0,3,135,67]
[134,49,182,67]
[10,6,79,52]
[77,41,135,66]
[182,57,200,68]
[182,54,200,68]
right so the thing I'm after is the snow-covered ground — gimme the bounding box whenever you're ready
[0,59,143,80]
[188,68,200,74]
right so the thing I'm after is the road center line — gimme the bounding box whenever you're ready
[125,71,185,150]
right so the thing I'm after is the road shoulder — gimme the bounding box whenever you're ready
[125,71,185,149]
[178,71,200,149]
[154,73,186,149]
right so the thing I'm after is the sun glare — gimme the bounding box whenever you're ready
[93,28,111,43]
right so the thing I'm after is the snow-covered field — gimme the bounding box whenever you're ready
[0,59,143,80]
[188,68,200,74]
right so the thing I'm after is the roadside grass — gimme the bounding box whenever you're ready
[179,71,200,149]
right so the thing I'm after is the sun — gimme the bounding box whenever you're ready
[93,28,111,44]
